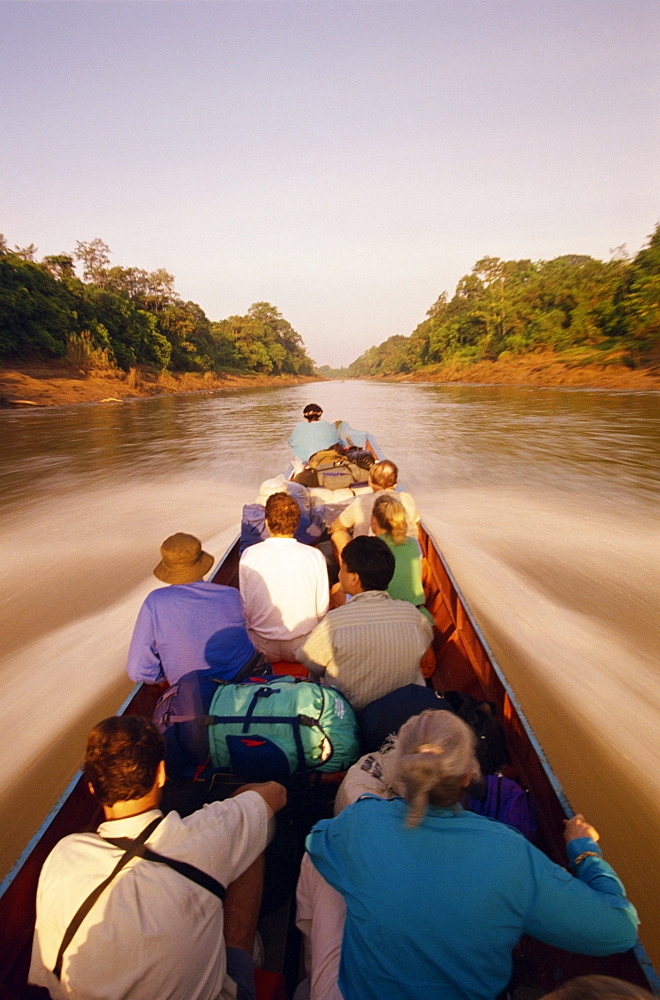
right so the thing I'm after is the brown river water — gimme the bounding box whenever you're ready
[1,381,659,962]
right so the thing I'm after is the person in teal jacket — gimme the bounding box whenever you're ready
[302,710,639,1000]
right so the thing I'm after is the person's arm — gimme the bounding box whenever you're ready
[315,554,330,619]
[522,814,639,955]
[296,618,333,677]
[411,608,434,655]
[330,526,352,561]
[288,423,305,460]
[238,559,260,628]
[233,781,287,817]
[126,598,165,684]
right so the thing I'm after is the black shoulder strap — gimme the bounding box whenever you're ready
[53,816,163,980]
[53,815,226,981]
[102,839,226,903]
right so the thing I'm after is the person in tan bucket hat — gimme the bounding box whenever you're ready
[153,532,214,584]
[127,533,267,687]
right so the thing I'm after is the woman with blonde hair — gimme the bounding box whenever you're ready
[370,493,427,611]
[299,710,639,1000]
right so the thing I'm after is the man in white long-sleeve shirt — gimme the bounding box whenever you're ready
[239,492,329,662]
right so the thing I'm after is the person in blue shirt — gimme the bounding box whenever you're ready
[299,709,639,1000]
[288,403,340,463]
[126,532,265,686]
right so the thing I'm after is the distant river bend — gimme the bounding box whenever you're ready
[1,380,658,962]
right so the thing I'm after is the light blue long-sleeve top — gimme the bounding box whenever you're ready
[288,419,340,462]
[306,796,639,1000]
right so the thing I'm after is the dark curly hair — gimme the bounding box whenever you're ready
[83,716,164,806]
[265,492,301,536]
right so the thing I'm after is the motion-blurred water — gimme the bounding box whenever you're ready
[1,380,659,958]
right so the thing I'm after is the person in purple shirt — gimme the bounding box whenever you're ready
[126,532,265,686]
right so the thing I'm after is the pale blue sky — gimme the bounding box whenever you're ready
[1,1,658,367]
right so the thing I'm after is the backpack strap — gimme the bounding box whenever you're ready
[53,814,226,981]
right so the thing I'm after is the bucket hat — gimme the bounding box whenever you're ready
[153,532,214,584]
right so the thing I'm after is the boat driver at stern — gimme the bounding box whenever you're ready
[288,403,341,466]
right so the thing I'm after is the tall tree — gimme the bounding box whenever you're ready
[74,239,111,285]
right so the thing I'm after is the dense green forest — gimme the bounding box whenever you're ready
[319,223,660,378]
[0,236,314,376]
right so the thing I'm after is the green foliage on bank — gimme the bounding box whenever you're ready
[0,236,314,376]
[342,224,660,377]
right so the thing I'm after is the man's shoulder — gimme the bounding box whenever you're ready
[396,489,419,512]
[38,830,104,877]
[326,592,389,622]
[240,537,270,562]
[336,593,431,627]
[146,581,235,600]
[341,492,373,516]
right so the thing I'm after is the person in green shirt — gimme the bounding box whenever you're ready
[371,494,429,616]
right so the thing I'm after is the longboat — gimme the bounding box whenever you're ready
[0,434,658,1000]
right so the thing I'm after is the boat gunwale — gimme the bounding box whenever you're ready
[1,434,658,995]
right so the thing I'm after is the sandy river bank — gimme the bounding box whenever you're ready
[380,348,660,392]
[0,363,317,408]
[2,348,659,408]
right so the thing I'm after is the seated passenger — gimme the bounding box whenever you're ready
[297,710,639,1000]
[296,536,433,710]
[334,420,369,449]
[288,403,341,464]
[370,493,427,609]
[330,459,420,558]
[126,532,264,686]
[239,492,330,662]
[29,715,287,1000]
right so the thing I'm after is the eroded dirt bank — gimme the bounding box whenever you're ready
[2,349,659,408]
[0,363,317,408]
[379,348,660,392]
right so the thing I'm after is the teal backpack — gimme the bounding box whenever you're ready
[154,673,361,782]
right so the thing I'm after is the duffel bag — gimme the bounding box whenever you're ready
[317,460,370,491]
[466,774,538,840]
[154,672,361,782]
[356,684,455,752]
[344,447,375,471]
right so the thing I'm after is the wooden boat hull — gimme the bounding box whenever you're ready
[1,437,657,997]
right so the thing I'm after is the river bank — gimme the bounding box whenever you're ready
[2,347,659,407]
[379,347,660,391]
[0,362,317,408]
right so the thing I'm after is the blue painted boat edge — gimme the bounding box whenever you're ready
[418,523,660,991]
[0,683,144,900]
[0,532,243,902]
[419,515,574,812]
[634,944,660,995]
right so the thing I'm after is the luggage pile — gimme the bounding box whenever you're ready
[154,672,361,783]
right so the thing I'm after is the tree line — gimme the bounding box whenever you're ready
[0,236,314,376]
[319,223,660,379]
